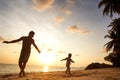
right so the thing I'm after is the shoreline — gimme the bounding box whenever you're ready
[0,63,84,75]
[0,68,120,80]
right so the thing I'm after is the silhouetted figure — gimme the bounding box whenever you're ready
[61,53,75,74]
[3,31,41,77]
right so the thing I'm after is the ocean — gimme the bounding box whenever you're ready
[0,63,84,74]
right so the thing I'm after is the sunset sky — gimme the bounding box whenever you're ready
[0,0,114,67]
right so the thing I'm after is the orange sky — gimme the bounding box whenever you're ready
[0,0,113,67]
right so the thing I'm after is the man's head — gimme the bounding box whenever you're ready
[28,31,35,38]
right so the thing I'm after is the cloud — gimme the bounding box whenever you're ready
[101,47,107,53]
[0,36,5,41]
[32,0,54,11]
[54,16,64,24]
[41,43,45,47]
[75,54,80,56]
[66,25,91,35]
[57,51,65,54]
[47,48,52,51]
[55,8,72,25]
[66,0,75,6]
[61,8,72,15]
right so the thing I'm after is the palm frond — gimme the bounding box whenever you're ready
[104,35,110,39]
[104,41,114,52]
[98,0,105,8]
[103,4,111,16]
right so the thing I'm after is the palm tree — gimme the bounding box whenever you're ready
[104,53,120,67]
[105,18,120,54]
[104,29,120,67]
[108,18,120,36]
[104,31,120,53]
[98,0,120,67]
[98,0,120,17]
[104,18,120,67]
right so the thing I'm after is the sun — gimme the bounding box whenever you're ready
[37,51,56,65]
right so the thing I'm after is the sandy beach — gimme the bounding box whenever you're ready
[0,68,120,80]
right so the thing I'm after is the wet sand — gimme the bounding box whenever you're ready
[0,68,120,80]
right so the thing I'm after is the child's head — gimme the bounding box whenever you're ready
[68,53,72,57]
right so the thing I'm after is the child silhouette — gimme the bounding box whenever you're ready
[61,53,75,74]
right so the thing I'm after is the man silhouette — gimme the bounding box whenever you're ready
[3,31,41,77]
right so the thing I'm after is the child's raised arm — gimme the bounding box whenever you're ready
[71,59,75,63]
[61,58,67,61]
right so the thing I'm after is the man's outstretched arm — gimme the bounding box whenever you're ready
[3,37,23,44]
[32,40,41,53]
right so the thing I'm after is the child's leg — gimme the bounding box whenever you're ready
[65,68,67,73]
[65,64,68,74]
[68,66,70,74]
[66,65,70,74]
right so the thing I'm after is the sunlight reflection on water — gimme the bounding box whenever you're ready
[43,66,49,72]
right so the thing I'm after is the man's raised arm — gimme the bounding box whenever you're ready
[3,37,23,44]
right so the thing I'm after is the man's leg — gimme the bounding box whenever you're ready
[18,60,27,77]
[21,62,27,76]
[18,61,23,77]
